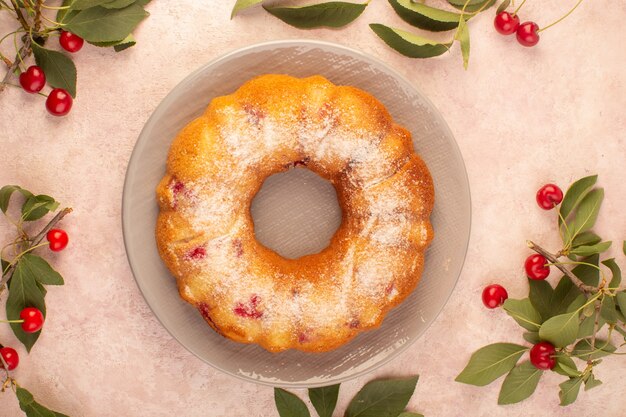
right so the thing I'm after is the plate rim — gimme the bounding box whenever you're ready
[122,38,472,388]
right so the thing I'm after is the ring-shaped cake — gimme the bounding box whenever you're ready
[156,74,434,352]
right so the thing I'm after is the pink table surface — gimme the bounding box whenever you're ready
[1,1,625,416]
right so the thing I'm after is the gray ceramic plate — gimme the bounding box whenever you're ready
[122,40,471,388]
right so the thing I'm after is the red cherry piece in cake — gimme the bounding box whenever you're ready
[170,179,186,208]
[187,247,206,260]
[494,11,520,35]
[19,307,44,333]
[530,341,556,370]
[0,347,19,370]
[525,254,550,280]
[536,184,563,210]
[234,295,263,319]
[517,22,540,47]
[19,66,46,93]
[59,30,84,53]
[233,239,244,257]
[46,88,73,116]
[482,284,508,308]
[47,228,69,252]
[298,332,310,344]
[243,104,265,125]
[348,318,360,329]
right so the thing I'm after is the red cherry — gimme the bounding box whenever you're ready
[482,284,509,308]
[517,22,540,47]
[45,89,73,116]
[59,31,84,53]
[494,12,520,35]
[20,307,45,333]
[47,228,69,251]
[0,347,19,370]
[19,66,46,93]
[530,341,556,370]
[525,254,550,280]
[536,184,563,210]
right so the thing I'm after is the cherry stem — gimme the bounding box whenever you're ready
[0,319,24,324]
[512,0,527,16]
[0,36,30,94]
[538,0,584,33]
[527,240,597,293]
[588,300,602,363]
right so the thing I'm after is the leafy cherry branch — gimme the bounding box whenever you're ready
[457,175,626,406]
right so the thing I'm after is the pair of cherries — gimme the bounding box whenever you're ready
[18,31,83,116]
[494,11,540,47]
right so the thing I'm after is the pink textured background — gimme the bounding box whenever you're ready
[1,1,625,416]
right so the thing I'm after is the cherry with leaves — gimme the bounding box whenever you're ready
[0,185,71,416]
[461,175,626,406]
[0,0,150,117]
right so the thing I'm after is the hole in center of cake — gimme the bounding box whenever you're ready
[250,167,342,260]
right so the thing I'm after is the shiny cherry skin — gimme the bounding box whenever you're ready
[46,89,73,116]
[0,347,19,370]
[525,254,550,280]
[536,183,563,210]
[20,307,44,333]
[482,284,509,309]
[494,11,520,35]
[530,341,556,370]
[47,228,69,251]
[59,31,84,53]
[517,22,540,47]
[19,66,46,93]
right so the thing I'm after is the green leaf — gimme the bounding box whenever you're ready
[57,0,79,23]
[101,0,136,8]
[550,276,583,318]
[447,0,495,13]
[584,373,602,391]
[602,258,621,289]
[388,0,467,32]
[538,311,580,348]
[554,355,580,377]
[455,343,527,386]
[398,413,424,417]
[623,240,626,256]
[558,377,583,406]
[528,279,553,321]
[559,175,597,227]
[19,254,64,285]
[502,298,542,331]
[345,376,418,417]
[274,388,310,417]
[0,185,33,213]
[497,362,542,405]
[263,1,368,29]
[563,188,604,244]
[496,0,510,14]
[572,338,616,361]
[522,332,540,344]
[599,295,617,324]
[577,315,605,339]
[6,259,47,352]
[571,231,601,248]
[114,34,136,51]
[369,24,451,58]
[308,384,339,417]
[570,241,611,257]
[572,254,600,287]
[565,294,586,313]
[70,0,112,9]
[21,194,59,221]
[16,386,69,417]
[614,324,626,341]
[66,4,149,43]
[231,0,263,18]
[455,19,470,69]
[31,42,77,98]
[615,292,626,316]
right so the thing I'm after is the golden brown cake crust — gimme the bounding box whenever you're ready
[156,74,434,352]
